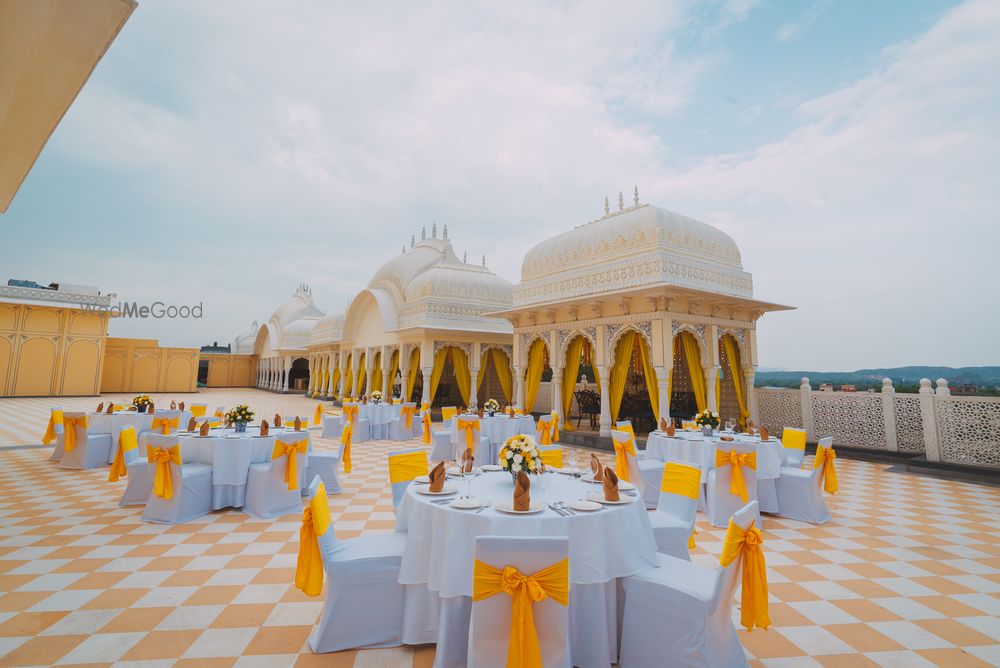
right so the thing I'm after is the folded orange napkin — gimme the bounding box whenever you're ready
[148,402,155,414]
[461,447,474,473]
[170,400,177,410]
[759,426,770,442]
[665,423,676,437]
[659,417,667,432]
[720,435,735,442]
[199,421,210,436]
[294,417,302,431]
[260,420,270,437]
[428,461,446,492]
[514,471,531,511]
[105,403,114,415]
[477,408,484,419]
[179,401,185,411]
[603,467,620,502]
[187,417,197,432]
[590,453,604,481]
[96,402,104,413]
[274,414,282,428]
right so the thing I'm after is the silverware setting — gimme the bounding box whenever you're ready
[474,501,492,514]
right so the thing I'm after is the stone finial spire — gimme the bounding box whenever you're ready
[482,254,486,267]
[443,224,449,239]
[411,234,415,248]
[432,222,438,238]
[402,245,406,254]
[618,191,624,211]
[463,251,468,263]
[633,185,639,206]
[421,226,426,240]
[604,196,610,216]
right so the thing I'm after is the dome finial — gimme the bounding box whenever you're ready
[463,251,468,263]
[410,234,415,248]
[432,222,438,238]
[482,254,486,267]
[604,196,610,216]
[421,226,426,240]
[401,245,406,254]
[443,224,449,240]
[618,191,624,211]
[633,185,639,207]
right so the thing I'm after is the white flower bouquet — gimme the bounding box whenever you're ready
[499,433,543,480]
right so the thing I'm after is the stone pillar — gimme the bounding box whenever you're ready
[655,366,669,423]
[364,353,375,397]
[551,363,562,423]
[705,365,720,413]
[800,376,815,441]
[421,366,434,407]
[597,365,611,436]
[306,356,315,397]
[919,378,941,462]
[399,351,410,403]
[265,360,272,390]
[326,354,336,398]
[513,366,524,409]
[881,378,898,452]
[744,366,759,425]
[282,357,291,392]
[337,355,347,400]
[469,362,479,409]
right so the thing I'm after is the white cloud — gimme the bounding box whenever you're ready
[776,0,832,42]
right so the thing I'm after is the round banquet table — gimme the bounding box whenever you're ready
[358,403,401,439]
[395,468,657,666]
[644,431,784,482]
[448,414,536,462]
[85,411,193,463]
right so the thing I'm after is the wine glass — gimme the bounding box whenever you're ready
[724,419,734,433]
[540,466,551,501]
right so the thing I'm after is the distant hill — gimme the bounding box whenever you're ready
[755,366,1000,392]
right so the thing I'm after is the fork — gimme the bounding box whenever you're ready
[474,501,492,514]
[557,501,576,515]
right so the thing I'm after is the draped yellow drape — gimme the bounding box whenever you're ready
[343,356,354,398]
[371,352,383,395]
[331,367,341,399]
[561,336,586,431]
[406,348,420,402]
[722,335,749,428]
[492,348,512,403]
[679,331,707,412]
[609,332,635,423]
[388,350,400,397]
[666,338,675,414]
[451,347,471,406]
[523,339,547,412]
[429,347,449,404]
[356,353,367,396]
[637,334,660,422]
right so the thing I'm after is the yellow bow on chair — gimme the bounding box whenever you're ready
[550,412,560,441]
[389,451,429,483]
[613,434,637,482]
[295,482,332,597]
[715,449,757,503]
[814,444,838,494]
[538,447,563,469]
[400,405,416,430]
[422,411,432,444]
[339,422,353,474]
[147,444,181,499]
[458,419,480,450]
[42,409,64,445]
[273,438,309,490]
[536,420,553,445]
[313,402,324,426]
[473,558,570,668]
[62,415,88,453]
[109,426,138,482]
[151,416,179,435]
[720,519,770,631]
[343,404,359,424]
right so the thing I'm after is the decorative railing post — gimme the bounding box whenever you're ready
[800,377,815,442]
[881,378,898,452]
[935,378,951,396]
[919,378,941,462]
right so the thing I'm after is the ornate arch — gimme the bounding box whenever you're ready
[557,329,597,364]
[607,323,653,368]
[671,323,708,366]
[519,332,548,366]
[718,329,746,367]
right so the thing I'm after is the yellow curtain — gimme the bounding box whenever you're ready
[388,350,400,397]
[492,348,512,403]
[343,356,354,397]
[406,348,420,402]
[477,351,488,390]
[451,347,471,406]
[331,367,341,399]
[609,331,636,422]
[666,338,675,414]
[561,336,585,431]
[680,332,707,412]
[429,347,450,404]
[591,345,601,389]
[356,353,367,396]
[722,336,748,427]
[637,335,660,422]
[523,339,547,412]
[371,352,383,395]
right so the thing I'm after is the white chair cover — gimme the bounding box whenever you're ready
[47,407,65,462]
[706,443,760,528]
[305,444,345,496]
[619,502,757,668]
[118,426,153,506]
[320,414,341,439]
[647,460,700,560]
[243,432,308,519]
[430,427,454,463]
[611,429,659,509]
[389,447,426,510]
[467,536,571,668]
[307,476,409,653]
[455,415,490,464]
[782,427,807,468]
[341,403,371,443]
[388,402,418,441]
[58,411,112,470]
[774,436,832,524]
[141,434,213,524]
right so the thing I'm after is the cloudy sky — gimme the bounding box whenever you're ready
[4,0,998,370]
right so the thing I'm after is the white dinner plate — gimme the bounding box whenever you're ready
[494,502,544,514]
[450,497,483,510]
[414,475,430,484]
[481,465,503,472]
[567,500,602,512]
[580,474,635,490]
[415,484,457,496]
[447,466,478,476]
[586,493,635,505]
[555,467,584,476]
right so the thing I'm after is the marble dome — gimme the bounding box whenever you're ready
[269,284,324,326]
[231,321,259,354]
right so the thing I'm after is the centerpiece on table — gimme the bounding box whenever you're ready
[694,409,721,436]
[499,433,543,484]
[370,390,383,405]
[132,395,152,413]
[483,398,500,417]
[226,404,254,433]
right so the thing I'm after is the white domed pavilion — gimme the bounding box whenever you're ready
[252,284,325,392]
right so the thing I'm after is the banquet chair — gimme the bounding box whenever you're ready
[388,448,429,509]
[320,412,341,439]
[467,536,571,668]
[244,432,309,519]
[45,408,65,462]
[283,416,310,428]
[647,461,701,560]
[304,443,345,496]
[148,410,184,435]
[58,411,112,470]
[616,420,642,459]
[141,435,213,524]
[115,426,154,506]
[341,403,371,443]
[611,429,661,508]
[189,404,208,418]
[388,402,418,440]
[538,444,563,469]
[429,415,454,463]
[456,415,490,463]
[781,427,807,468]
[440,406,458,427]
[536,414,558,445]
[619,502,758,668]
[706,442,761,528]
[306,476,408,653]
[774,436,834,524]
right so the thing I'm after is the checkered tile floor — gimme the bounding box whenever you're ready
[1,389,999,667]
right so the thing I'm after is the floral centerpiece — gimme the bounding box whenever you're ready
[370,390,383,404]
[694,409,721,436]
[226,404,254,433]
[132,395,151,413]
[499,434,543,483]
[483,398,500,417]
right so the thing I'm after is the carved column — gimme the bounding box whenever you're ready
[327,353,336,398]
[597,365,611,436]
[551,362,562,423]
[744,366,759,425]
[800,376,815,442]
[881,378,898,451]
[920,378,941,462]
[421,366,434,407]
[282,356,291,392]
[513,366,524,408]
[705,364,720,413]
[337,354,347,400]
[399,349,410,402]
[655,366,669,423]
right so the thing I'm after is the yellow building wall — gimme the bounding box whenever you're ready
[204,353,257,387]
[100,337,199,393]
[0,302,110,397]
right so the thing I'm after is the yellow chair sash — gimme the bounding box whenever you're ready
[661,462,700,499]
[550,412,560,441]
[190,405,207,417]
[389,451,429,484]
[422,411,432,444]
[513,408,524,415]
[295,483,332,597]
[814,445,838,494]
[151,416,179,435]
[539,448,563,469]
[273,438,309,491]
[458,419,480,450]
[536,420,553,445]
[108,426,138,482]
[400,405,416,429]
[42,409,64,445]
[715,449,757,503]
[689,526,697,549]
[441,407,457,422]
[147,444,181,499]
[720,519,770,631]
[62,415,87,452]
[613,435,637,482]
[313,402,323,425]
[472,558,570,668]
[340,422,353,474]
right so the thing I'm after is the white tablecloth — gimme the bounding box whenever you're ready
[395,469,656,666]
[449,415,536,462]
[86,411,193,463]
[644,431,783,481]
[358,403,400,439]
